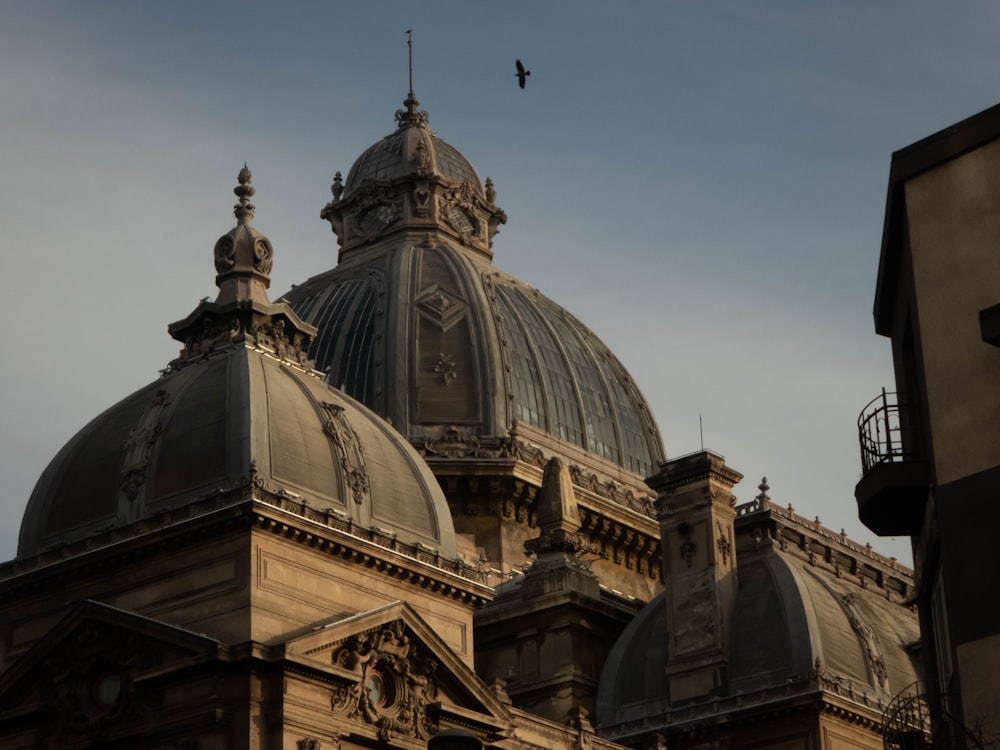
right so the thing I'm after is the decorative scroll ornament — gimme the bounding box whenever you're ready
[214,235,236,273]
[840,593,889,689]
[320,402,369,505]
[118,389,172,503]
[329,620,440,742]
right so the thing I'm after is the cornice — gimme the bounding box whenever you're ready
[599,680,885,744]
[0,489,493,608]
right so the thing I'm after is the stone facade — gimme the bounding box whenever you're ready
[0,92,925,750]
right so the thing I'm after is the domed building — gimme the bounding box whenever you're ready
[281,90,923,739]
[0,167,585,749]
[284,90,666,604]
[0,88,923,750]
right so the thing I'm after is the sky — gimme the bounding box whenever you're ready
[3,2,999,566]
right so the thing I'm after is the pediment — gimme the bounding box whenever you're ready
[283,601,512,743]
[0,600,221,742]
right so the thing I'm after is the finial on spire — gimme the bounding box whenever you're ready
[406,29,414,99]
[233,163,255,225]
[755,477,770,504]
[396,29,428,129]
[211,165,272,303]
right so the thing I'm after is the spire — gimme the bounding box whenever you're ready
[233,163,255,225]
[167,167,317,370]
[396,30,429,130]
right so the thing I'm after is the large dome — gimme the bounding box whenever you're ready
[287,95,665,480]
[19,168,456,561]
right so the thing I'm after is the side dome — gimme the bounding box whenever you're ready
[596,521,921,729]
[18,168,457,561]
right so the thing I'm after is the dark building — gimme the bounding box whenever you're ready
[0,87,922,750]
[856,103,1000,748]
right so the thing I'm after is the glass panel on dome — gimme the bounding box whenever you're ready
[341,287,377,405]
[301,278,378,408]
[502,286,585,449]
[596,355,654,476]
[494,289,546,428]
[309,279,365,372]
[434,138,478,184]
[544,311,620,464]
[350,136,404,183]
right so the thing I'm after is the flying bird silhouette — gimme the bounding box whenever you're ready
[515,59,530,89]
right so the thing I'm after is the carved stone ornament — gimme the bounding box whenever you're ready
[213,234,236,273]
[679,538,697,568]
[118,389,171,503]
[839,592,889,689]
[249,318,312,366]
[252,235,273,276]
[441,185,482,244]
[39,622,156,743]
[320,401,370,505]
[433,353,457,386]
[172,314,312,369]
[329,620,440,742]
[422,428,481,459]
[410,138,430,174]
[716,522,732,566]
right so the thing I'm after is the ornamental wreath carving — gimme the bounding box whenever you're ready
[329,620,440,742]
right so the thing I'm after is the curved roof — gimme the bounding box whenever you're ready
[596,539,921,727]
[18,168,457,561]
[293,96,665,481]
[345,121,483,195]
[286,244,663,479]
[18,348,455,559]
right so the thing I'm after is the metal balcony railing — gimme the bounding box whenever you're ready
[883,683,932,750]
[858,389,922,475]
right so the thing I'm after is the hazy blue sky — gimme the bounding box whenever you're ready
[3,2,999,565]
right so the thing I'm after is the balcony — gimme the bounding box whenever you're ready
[855,390,929,536]
[883,683,932,750]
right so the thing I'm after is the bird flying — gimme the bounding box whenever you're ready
[515,59,531,89]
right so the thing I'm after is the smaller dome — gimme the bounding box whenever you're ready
[18,350,456,560]
[343,94,483,196]
[18,168,457,561]
[596,535,921,726]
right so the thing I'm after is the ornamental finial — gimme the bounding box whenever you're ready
[234,163,256,225]
[395,29,429,129]
[755,477,770,504]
